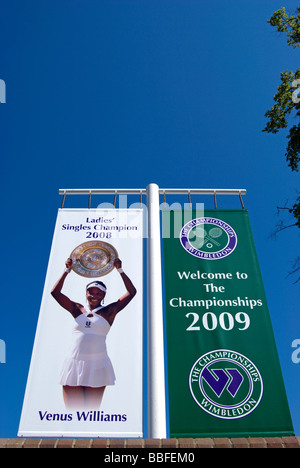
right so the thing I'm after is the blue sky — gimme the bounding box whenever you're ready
[0,0,300,438]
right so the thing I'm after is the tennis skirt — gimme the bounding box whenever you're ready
[59,352,116,388]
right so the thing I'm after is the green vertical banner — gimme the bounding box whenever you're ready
[162,209,294,438]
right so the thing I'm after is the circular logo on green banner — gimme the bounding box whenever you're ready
[189,350,263,419]
[180,217,238,260]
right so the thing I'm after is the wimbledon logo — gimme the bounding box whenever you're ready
[189,350,263,420]
[180,217,238,260]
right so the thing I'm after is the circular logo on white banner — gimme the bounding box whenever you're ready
[180,217,238,260]
[189,349,263,420]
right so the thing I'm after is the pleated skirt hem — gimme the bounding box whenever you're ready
[59,356,116,388]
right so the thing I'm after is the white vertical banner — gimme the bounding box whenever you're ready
[18,209,144,438]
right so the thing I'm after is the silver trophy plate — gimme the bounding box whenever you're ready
[70,241,118,277]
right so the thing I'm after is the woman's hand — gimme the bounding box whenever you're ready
[114,258,122,270]
[65,258,73,270]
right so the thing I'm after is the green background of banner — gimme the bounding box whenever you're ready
[162,209,294,438]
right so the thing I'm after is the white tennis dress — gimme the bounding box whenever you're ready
[59,307,116,388]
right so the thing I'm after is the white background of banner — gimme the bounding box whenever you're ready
[18,209,143,437]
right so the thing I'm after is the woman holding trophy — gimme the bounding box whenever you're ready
[51,252,136,410]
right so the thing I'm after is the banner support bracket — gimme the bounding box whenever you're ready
[239,191,245,209]
[214,190,218,209]
[61,190,66,209]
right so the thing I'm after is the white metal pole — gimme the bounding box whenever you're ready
[146,183,167,439]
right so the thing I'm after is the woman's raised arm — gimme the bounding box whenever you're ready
[51,258,82,317]
[110,259,137,314]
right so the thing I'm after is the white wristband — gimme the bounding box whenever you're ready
[117,268,124,274]
[64,268,71,274]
